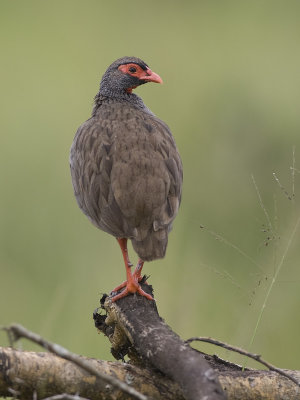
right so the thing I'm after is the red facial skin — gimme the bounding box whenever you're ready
[118,63,163,93]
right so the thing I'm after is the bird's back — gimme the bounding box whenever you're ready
[70,98,182,261]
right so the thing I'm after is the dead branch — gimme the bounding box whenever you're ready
[186,336,300,387]
[96,286,226,400]
[95,283,300,400]
[1,347,300,400]
[0,346,181,400]
[1,323,146,400]
[1,282,299,400]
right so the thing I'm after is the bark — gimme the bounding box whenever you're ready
[95,286,225,400]
[1,282,299,400]
[1,347,299,400]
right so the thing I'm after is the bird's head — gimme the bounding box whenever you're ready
[99,57,163,96]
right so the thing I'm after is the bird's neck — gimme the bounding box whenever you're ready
[92,91,151,117]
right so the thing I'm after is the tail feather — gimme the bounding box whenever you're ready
[131,229,168,262]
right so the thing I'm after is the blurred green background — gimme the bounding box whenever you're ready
[1,0,300,372]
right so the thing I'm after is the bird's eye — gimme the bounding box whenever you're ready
[129,66,137,73]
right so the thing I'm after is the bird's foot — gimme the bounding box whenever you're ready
[110,283,154,302]
[110,269,154,302]
[111,275,143,293]
[111,259,145,292]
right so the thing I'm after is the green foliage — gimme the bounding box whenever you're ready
[0,0,299,369]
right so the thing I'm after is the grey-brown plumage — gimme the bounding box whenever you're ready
[70,57,182,300]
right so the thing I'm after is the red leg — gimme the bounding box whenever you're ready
[117,238,133,268]
[110,238,154,302]
[133,259,149,284]
[133,259,144,280]
[111,238,132,292]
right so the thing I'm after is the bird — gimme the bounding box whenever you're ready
[70,57,183,302]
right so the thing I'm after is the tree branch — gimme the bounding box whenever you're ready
[1,347,300,400]
[95,286,226,400]
[186,336,300,387]
[1,282,299,400]
[1,324,147,400]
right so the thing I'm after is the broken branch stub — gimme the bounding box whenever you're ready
[94,283,227,400]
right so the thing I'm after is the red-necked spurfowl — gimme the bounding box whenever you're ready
[70,57,183,301]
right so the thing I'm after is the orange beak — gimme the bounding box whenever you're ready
[140,68,163,84]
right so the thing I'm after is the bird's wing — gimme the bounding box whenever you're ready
[70,117,123,236]
[151,118,183,230]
